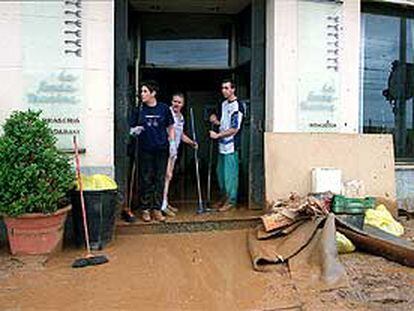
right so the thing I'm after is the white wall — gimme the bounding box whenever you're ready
[266,0,298,132]
[265,0,361,134]
[0,3,24,123]
[0,1,114,176]
[340,0,361,133]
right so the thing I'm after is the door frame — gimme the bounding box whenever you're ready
[249,0,266,208]
[114,0,266,209]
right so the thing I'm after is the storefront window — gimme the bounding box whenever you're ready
[141,14,232,69]
[145,39,229,67]
[362,9,414,160]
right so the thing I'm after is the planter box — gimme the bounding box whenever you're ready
[4,206,71,255]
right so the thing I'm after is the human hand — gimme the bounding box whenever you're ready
[192,141,198,149]
[209,114,219,125]
[130,126,144,136]
[209,131,220,140]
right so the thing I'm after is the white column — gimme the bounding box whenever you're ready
[266,0,299,133]
[340,0,361,133]
[82,0,115,172]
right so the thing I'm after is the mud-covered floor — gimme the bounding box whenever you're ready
[1,220,414,311]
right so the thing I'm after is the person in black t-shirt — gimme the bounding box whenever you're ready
[129,80,175,222]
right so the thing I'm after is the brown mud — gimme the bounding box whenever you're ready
[1,219,414,310]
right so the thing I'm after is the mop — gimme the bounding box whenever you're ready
[190,107,211,214]
[72,136,109,268]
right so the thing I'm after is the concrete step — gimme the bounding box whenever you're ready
[116,207,263,235]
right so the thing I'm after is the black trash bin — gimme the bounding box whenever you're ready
[71,190,117,250]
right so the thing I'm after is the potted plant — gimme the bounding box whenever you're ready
[0,110,75,255]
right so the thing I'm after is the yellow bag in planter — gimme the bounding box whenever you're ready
[364,204,404,237]
[75,174,117,191]
[336,232,356,253]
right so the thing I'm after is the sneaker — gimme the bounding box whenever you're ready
[218,202,235,212]
[153,210,166,222]
[141,210,151,222]
[168,204,179,213]
[163,207,176,218]
[121,210,137,223]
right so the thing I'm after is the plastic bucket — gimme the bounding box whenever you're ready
[70,190,117,250]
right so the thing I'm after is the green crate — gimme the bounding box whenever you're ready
[332,195,376,215]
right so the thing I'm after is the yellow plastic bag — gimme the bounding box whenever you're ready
[75,174,117,191]
[75,174,93,190]
[336,232,356,254]
[364,204,404,237]
[91,174,117,190]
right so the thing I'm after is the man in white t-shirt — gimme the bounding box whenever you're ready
[209,79,243,212]
[161,93,198,217]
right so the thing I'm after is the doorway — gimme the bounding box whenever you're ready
[114,0,265,211]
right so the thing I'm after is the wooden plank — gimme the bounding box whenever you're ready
[265,133,396,203]
[249,0,266,209]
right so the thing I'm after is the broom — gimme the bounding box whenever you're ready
[72,136,109,268]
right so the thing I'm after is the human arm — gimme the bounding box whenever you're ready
[209,114,220,126]
[166,107,177,158]
[209,128,238,140]
[168,124,176,143]
[129,106,144,136]
[209,110,242,140]
[182,133,198,148]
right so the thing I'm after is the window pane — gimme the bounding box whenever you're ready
[145,39,229,68]
[363,14,399,136]
[406,20,414,157]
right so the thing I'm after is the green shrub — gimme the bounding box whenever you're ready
[0,110,75,216]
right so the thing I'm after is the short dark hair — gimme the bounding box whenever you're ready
[140,80,159,95]
[222,79,236,89]
[172,92,185,101]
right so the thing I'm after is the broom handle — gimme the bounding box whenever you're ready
[73,136,91,254]
[190,108,204,211]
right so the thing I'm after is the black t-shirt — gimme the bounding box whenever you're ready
[130,102,174,151]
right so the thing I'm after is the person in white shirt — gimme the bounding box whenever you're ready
[161,93,198,217]
[209,79,243,212]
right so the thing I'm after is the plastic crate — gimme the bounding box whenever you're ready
[332,195,376,215]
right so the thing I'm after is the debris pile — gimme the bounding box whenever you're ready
[249,192,414,292]
[262,192,332,232]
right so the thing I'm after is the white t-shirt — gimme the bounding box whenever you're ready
[218,99,243,154]
[171,107,184,149]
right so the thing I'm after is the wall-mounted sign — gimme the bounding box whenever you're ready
[22,2,84,150]
[297,0,343,132]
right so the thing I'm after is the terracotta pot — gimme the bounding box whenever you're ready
[4,205,71,255]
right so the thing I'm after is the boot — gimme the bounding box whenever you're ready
[141,210,151,222]
[153,210,166,222]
